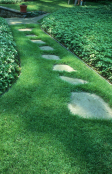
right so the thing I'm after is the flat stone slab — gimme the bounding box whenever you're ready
[39,46,54,51]
[60,76,88,85]
[6,18,33,25]
[18,28,33,31]
[6,14,48,25]
[26,35,37,37]
[68,92,112,119]
[53,65,76,72]
[31,40,45,44]
[42,55,60,60]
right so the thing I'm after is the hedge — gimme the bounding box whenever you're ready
[0,17,21,95]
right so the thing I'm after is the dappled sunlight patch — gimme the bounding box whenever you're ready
[6,20,24,25]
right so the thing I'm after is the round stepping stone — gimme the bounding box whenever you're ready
[18,28,33,31]
[42,55,60,60]
[60,76,88,85]
[68,92,112,119]
[31,40,45,44]
[26,35,37,37]
[39,46,54,51]
[53,65,76,72]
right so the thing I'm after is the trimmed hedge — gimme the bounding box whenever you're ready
[0,17,21,95]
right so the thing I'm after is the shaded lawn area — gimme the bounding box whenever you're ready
[1,0,111,13]
[0,0,75,12]
[0,23,112,173]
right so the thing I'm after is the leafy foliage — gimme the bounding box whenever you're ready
[41,6,112,82]
[0,0,23,4]
[0,17,21,95]
[25,11,46,18]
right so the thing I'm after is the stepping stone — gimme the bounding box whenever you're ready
[68,92,112,119]
[26,35,37,37]
[42,55,60,60]
[53,65,76,72]
[39,46,54,51]
[31,40,45,44]
[18,28,33,31]
[60,76,88,85]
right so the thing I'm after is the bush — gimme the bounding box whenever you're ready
[0,17,21,95]
[41,6,112,82]
[0,0,23,4]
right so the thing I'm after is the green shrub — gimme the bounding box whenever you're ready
[41,6,112,82]
[0,17,21,95]
[0,0,23,4]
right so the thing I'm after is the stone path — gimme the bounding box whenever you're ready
[60,76,88,85]
[5,14,48,25]
[26,34,37,37]
[42,55,60,60]
[39,46,54,51]
[53,65,76,72]
[7,15,112,120]
[68,92,112,119]
[31,40,45,44]
[18,28,33,31]
[17,28,112,119]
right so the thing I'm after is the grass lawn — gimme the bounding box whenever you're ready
[0,22,112,173]
[0,0,112,173]
[0,0,75,12]
[0,0,112,12]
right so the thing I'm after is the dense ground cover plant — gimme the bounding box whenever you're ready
[0,0,23,3]
[41,5,112,82]
[25,11,46,18]
[0,17,20,95]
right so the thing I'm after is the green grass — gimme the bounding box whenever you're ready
[0,0,75,12]
[0,23,112,173]
[0,0,112,13]
[0,0,112,173]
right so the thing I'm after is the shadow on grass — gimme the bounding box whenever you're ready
[1,85,112,173]
[0,0,105,14]
[0,24,112,173]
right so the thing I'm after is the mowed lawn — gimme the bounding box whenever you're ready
[0,0,112,173]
